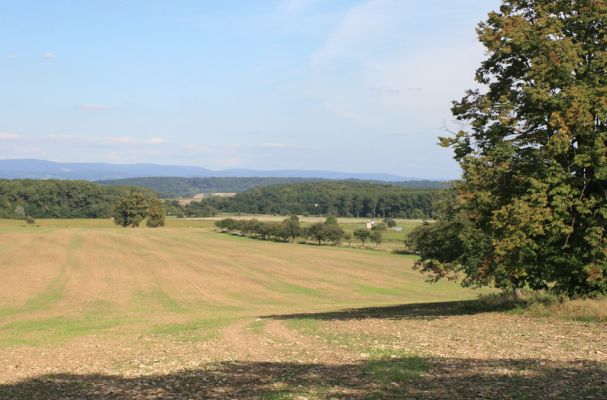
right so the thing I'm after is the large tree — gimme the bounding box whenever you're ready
[113,193,166,228]
[409,0,607,296]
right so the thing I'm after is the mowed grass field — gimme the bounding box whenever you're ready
[0,219,605,399]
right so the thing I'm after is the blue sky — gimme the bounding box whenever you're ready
[0,0,500,179]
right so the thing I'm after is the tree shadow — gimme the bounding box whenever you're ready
[1,357,605,399]
[262,299,516,322]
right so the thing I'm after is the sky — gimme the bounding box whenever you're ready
[0,0,501,179]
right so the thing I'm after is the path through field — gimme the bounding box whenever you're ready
[0,225,605,399]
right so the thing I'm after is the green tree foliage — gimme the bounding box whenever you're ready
[182,201,216,217]
[200,181,441,218]
[353,228,370,247]
[343,231,353,246]
[0,179,148,218]
[370,230,383,248]
[409,0,607,296]
[281,215,302,242]
[307,223,327,245]
[216,217,345,245]
[372,222,387,231]
[383,218,397,228]
[146,197,166,228]
[113,193,150,227]
[323,223,345,245]
[99,177,450,198]
[324,215,338,225]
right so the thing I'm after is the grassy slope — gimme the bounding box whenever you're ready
[0,219,480,347]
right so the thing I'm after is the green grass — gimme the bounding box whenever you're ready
[0,301,123,347]
[246,319,266,333]
[0,220,486,348]
[149,317,234,341]
[133,287,186,313]
[362,352,430,383]
[259,390,292,400]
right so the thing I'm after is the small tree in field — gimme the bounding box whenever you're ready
[343,231,353,247]
[308,222,326,245]
[113,193,165,228]
[146,197,166,227]
[353,228,370,247]
[370,230,383,248]
[323,223,344,246]
[281,215,302,242]
[383,218,397,228]
[324,215,338,225]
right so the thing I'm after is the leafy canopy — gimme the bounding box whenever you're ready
[409,0,607,296]
[113,193,166,228]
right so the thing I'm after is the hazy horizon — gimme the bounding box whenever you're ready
[1,0,500,180]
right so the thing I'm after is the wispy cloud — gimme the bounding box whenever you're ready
[48,134,166,146]
[0,132,21,141]
[42,52,55,60]
[7,53,17,59]
[280,0,319,16]
[309,0,398,68]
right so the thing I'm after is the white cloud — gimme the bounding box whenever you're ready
[42,52,55,60]
[48,134,166,146]
[302,0,484,131]
[0,132,21,141]
[147,138,165,145]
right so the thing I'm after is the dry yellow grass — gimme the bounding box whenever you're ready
[0,221,605,399]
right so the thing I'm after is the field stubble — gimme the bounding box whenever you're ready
[0,220,605,399]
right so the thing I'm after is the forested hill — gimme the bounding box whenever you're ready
[199,181,443,218]
[99,176,450,198]
[0,179,151,218]
[99,177,321,197]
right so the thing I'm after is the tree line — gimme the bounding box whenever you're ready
[216,216,384,247]
[199,181,441,218]
[99,177,449,198]
[0,179,152,219]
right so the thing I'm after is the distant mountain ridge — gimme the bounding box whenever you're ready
[0,159,432,181]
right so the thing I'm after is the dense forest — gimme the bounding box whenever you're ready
[197,181,442,218]
[0,179,150,218]
[99,177,449,198]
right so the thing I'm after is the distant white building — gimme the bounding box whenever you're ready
[366,220,375,229]
[391,227,403,232]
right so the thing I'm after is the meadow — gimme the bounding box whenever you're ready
[0,219,605,399]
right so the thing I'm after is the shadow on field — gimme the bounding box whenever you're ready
[262,300,510,322]
[2,358,605,399]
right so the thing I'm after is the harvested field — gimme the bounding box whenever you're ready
[0,221,605,399]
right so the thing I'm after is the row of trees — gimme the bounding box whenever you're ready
[215,216,384,247]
